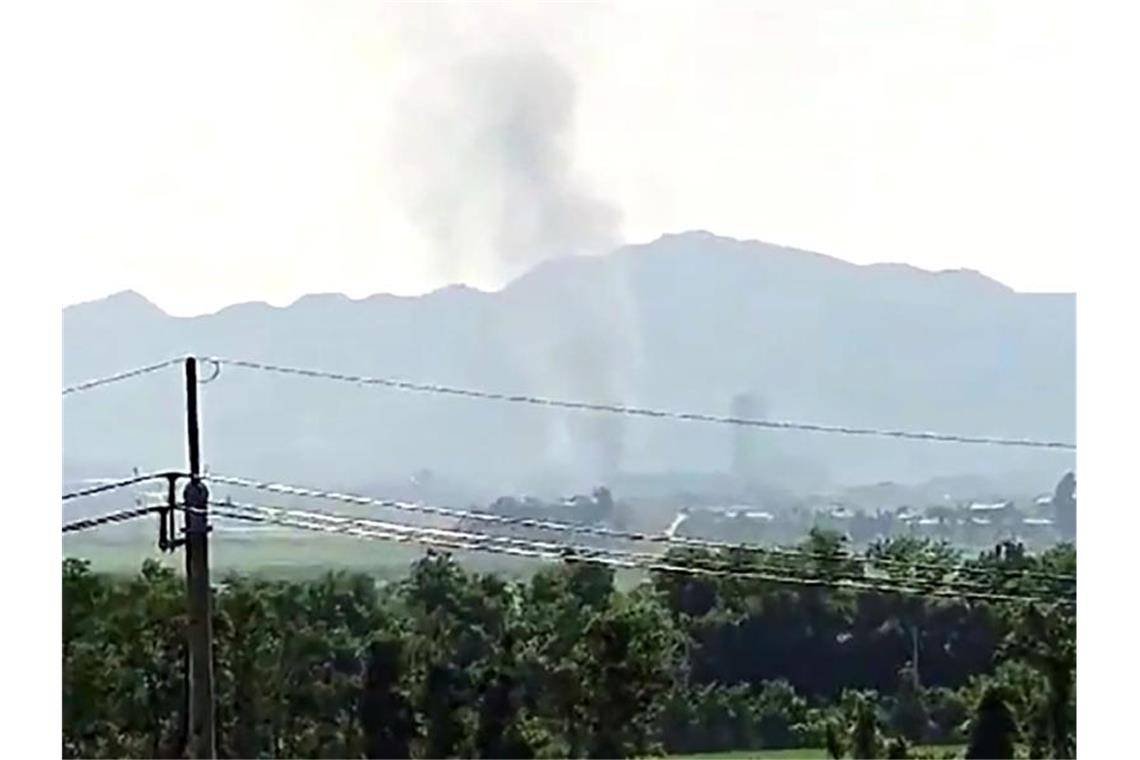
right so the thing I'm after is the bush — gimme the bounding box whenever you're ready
[754,679,808,749]
[925,686,969,744]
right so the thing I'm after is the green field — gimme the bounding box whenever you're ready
[62,530,648,588]
[65,530,424,578]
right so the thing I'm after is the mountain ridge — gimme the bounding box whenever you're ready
[67,231,1049,319]
[63,231,1074,499]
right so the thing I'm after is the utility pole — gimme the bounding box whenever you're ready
[183,357,216,758]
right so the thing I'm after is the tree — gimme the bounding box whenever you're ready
[825,718,847,760]
[965,687,1018,759]
[1002,605,1075,759]
[576,599,680,758]
[421,661,469,758]
[475,632,534,759]
[1045,654,1075,760]
[886,736,911,759]
[1027,701,1052,760]
[924,687,969,744]
[214,575,283,758]
[754,679,808,749]
[359,636,416,759]
[61,535,1075,760]
[850,694,882,759]
[890,664,929,743]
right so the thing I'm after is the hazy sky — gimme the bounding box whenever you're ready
[37,1,1071,315]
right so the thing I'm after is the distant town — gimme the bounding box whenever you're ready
[456,470,1076,555]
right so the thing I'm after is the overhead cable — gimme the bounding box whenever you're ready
[63,358,182,396]
[62,472,180,502]
[202,501,1073,608]
[207,498,1073,599]
[205,473,1076,584]
[62,505,160,534]
[202,357,1076,450]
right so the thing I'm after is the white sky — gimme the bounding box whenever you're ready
[27,1,1072,315]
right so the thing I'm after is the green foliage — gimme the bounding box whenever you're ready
[890,665,930,743]
[886,736,911,759]
[360,635,416,758]
[62,559,187,757]
[576,597,680,758]
[965,687,1018,760]
[1001,604,1075,759]
[824,718,847,759]
[62,538,1075,759]
[849,692,882,759]
[755,680,809,749]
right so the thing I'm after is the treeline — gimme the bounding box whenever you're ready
[62,532,1075,758]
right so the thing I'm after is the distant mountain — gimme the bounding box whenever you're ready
[63,231,1074,499]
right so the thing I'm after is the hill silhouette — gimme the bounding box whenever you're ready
[63,231,1074,500]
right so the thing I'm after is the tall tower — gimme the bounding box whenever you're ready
[1052,471,1076,540]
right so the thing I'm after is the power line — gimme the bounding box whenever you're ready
[62,472,180,502]
[62,505,160,534]
[63,358,182,396]
[57,354,1076,449]
[202,356,1076,450]
[201,500,1073,608]
[205,473,1076,584]
[56,467,1073,586]
[207,497,1074,599]
[862,546,1074,585]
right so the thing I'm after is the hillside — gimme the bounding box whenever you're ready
[63,231,1075,500]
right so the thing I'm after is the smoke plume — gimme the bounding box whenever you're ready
[389,50,621,285]
[390,47,636,486]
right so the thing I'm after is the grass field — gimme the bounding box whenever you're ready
[61,530,647,588]
[666,747,963,759]
[65,530,424,577]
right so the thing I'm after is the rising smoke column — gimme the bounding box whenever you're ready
[389,49,638,487]
[389,49,621,285]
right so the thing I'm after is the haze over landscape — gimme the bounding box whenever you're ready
[50,4,1083,758]
[48,1,1072,316]
[64,230,1074,505]
[56,2,1074,505]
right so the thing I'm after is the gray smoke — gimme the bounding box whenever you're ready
[389,50,621,284]
[390,48,634,486]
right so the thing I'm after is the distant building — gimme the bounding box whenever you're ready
[1052,472,1076,540]
[742,511,775,521]
[968,501,1013,513]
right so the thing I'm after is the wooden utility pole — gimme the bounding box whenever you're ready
[183,357,216,758]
